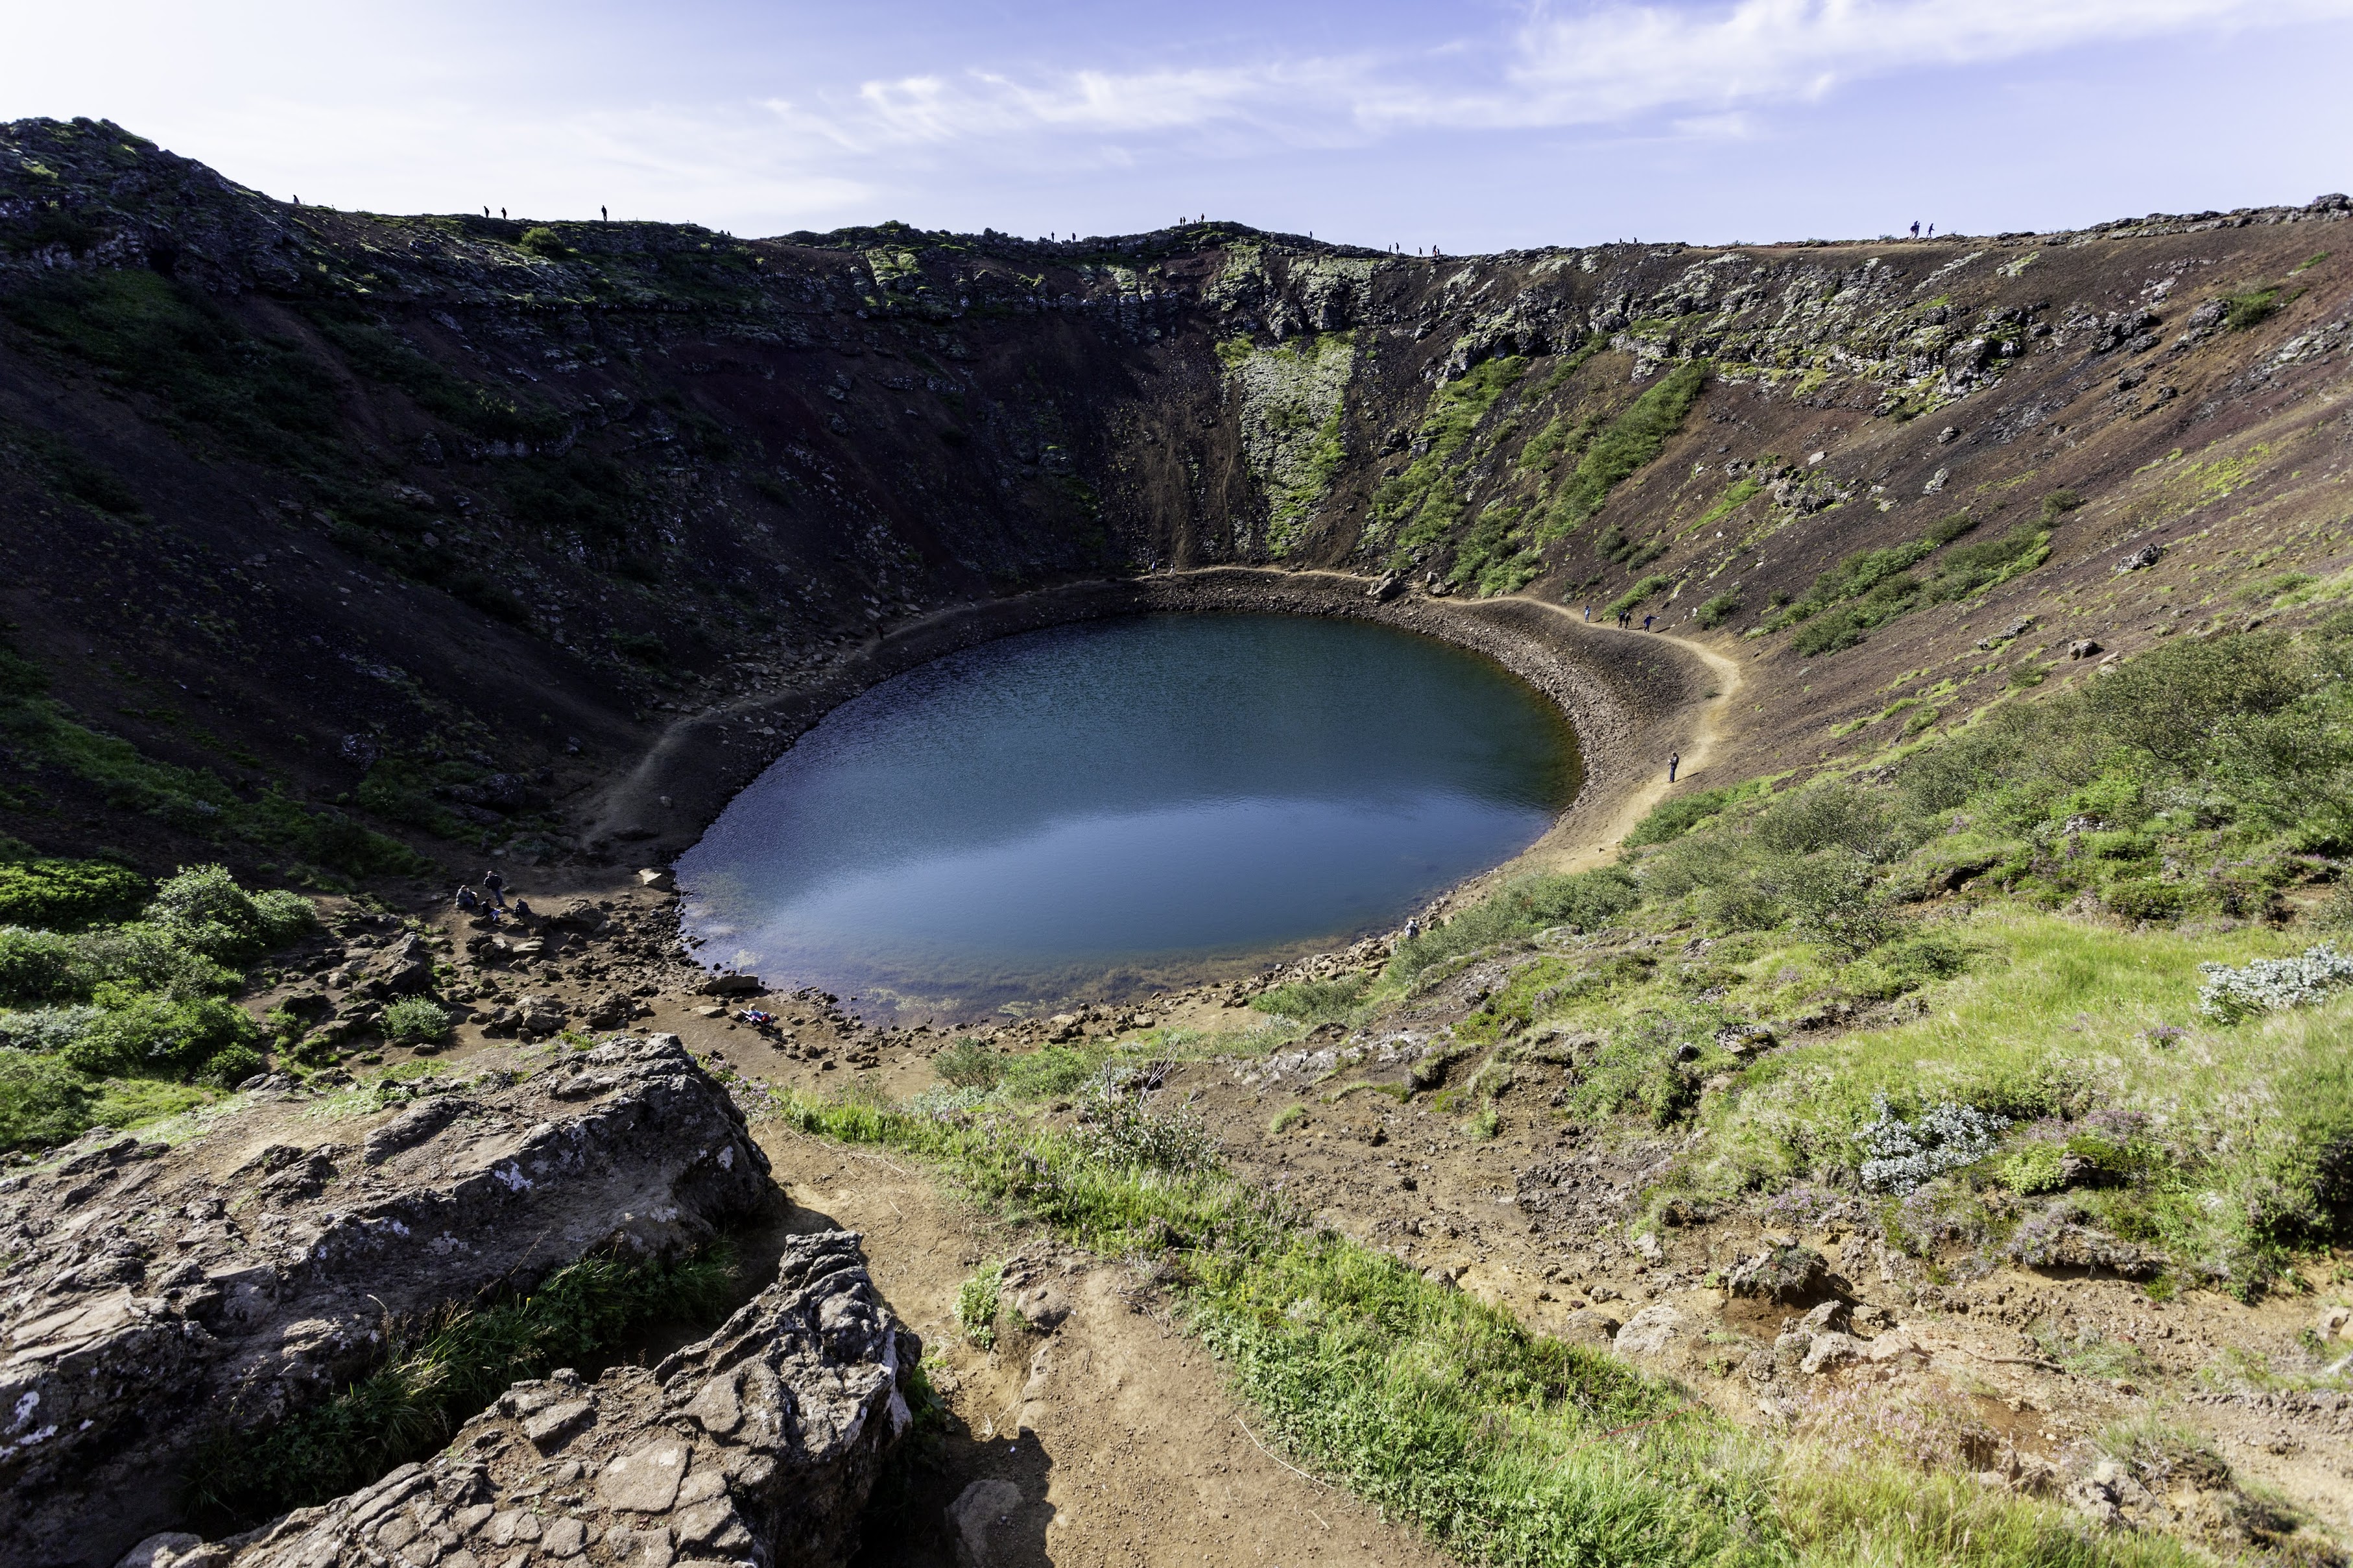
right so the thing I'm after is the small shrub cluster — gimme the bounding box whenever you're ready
[1857,1096,2010,1193]
[2197,944,2353,1022]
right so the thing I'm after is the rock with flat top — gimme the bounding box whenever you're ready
[3,1035,770,1568]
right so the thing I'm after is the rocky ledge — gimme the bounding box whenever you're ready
[1,1034,772,1568]
[131,1229,916,1568]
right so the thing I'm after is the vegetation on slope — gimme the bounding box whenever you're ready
[1374,618,2353,1294]
[769,1073,2200,1568]
[0,859,317,1148]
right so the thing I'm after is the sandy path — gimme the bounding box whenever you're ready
[1509,604,1745,873]
[756,1124,1457,1568]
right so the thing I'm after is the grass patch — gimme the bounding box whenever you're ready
[1544,360,1710,538]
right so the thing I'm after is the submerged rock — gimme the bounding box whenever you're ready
[1,1034,770,1568]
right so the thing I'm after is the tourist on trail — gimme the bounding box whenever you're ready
[1642,613,1655,631]
[513,897,534,922]
[1669,751,1681,783]
[601,205,608,221]
[1403,917,1421,941]
[1909,220,1920,239]
[1583,604,1591,621]
[455,885,478,914]
[483,868,507,907]
[1927,223,1935,239]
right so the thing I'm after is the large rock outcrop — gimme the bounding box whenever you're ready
[0,1035,772,1568]
[154,1229,916,1568]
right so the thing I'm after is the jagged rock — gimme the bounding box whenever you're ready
[586,990,639,1028]
[2068,638,2103,659]
[0,1035,771,1568]
[2114,543,2166,573]
[198,1229,913,1568]
[697,972,766,997]
[547,897,610,933]
[361,933,437,998]
[513,993,569,1036]
[637,868,676,891]
[1725,1244,1834,1305]
[1366,572,1402,602]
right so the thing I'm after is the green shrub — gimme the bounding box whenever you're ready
[1999,1141,2070,1195]
[1546,360,1710,534]
[1695,591,1743,629]
[0,1049,95,1148]
[933,1036,1003,1091]
[202,1043,267,1088]
[1606,574,1673,617]
[517,226,571,261]
[1269,1102,1308,1134]
[1251,973,1370,1024]
[0,856,147,930]
[144,865,315,965]
[59,990,256,1078]
[1625,781,1767,848]
[955,1261,1003,1349]
[2223,287,2282,332]
[381,997,451,1046]
[0,927,95,1005]
[1390,868,1640,981]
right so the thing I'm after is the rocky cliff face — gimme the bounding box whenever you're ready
[0,1034,774,1567]
[3,113,2350,877]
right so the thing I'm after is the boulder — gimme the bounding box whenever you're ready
[1557,1307,1622,1348]
[1612,1303,1682,1357]
[1366,572,1403,602]
[1725,1244,1835,1305]
[949,1477,1027,1568]
[361,933,436,998]
[513,993,569,1036]
[0,1035,772,1568]
[586,990,638,1029]
[546,897,610,934]
[637,868,676,891]
[699,972,767,997]
[198,1229,914,1568]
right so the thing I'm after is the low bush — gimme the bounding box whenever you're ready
[933,1036,1003,1090]
[0,854,146,930]
[381,997,451,1046]
[1251,973,1370,1024]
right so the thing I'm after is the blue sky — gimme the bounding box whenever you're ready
[11,1,2352,251]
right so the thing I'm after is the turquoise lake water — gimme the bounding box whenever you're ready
[675,614,1580,1021]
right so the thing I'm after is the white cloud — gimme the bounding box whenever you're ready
[805,0,2353,148]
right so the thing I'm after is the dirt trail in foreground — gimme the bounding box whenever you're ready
[756,1124,1453,1568]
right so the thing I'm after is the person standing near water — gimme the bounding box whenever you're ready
[1668,752,1680,782]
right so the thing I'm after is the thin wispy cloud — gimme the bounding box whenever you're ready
[805,0,2353,150]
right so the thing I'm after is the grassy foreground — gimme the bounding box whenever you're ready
[763,1082,2195,1568]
